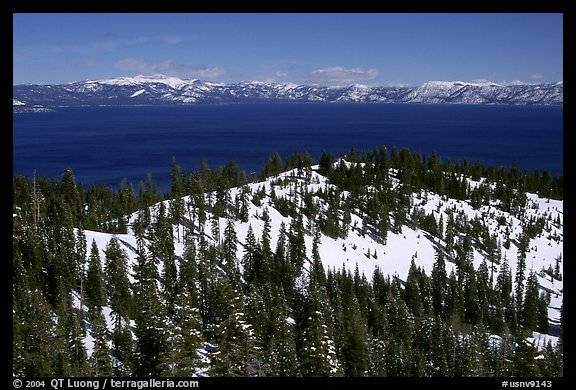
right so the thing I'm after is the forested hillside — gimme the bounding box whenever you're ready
[13,146,563,377]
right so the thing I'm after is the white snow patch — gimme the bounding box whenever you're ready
[130,89,146,98]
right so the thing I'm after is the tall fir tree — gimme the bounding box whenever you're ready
[133,275,167,376]
[85,239,106,309]
[299,276,341,376]
[160,291,207,376]
[104,236,132,321]
[89,307,113,376]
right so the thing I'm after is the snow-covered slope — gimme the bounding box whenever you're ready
[13,76,563,107]
[79,162,563,362]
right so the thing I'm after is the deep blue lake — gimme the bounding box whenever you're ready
[13,104,563,193]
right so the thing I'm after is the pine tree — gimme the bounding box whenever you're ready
[404,258,422,318]
[367,338,387,376]
[151,202,178,312]
[311,228,326,286]
[515,231,529,313]
[53,291,88,376]
[340,297,369,376]
[428,316,450,376]
[209,282,256,376]
[536,291,550,334]
[268,295,299,376]
[496,255,513,305]
[61,167,81,221]
[89,307,113,376]
[522,272,540,331]
[446,270,465,326]
[16,290,57,376]
[445,214,456,256]
[161,291,207,376]
[261,207,273,273]
[244,287,273,376]
[463,266,481,326]
[511,337,540,376]
[222,218,239,284]
[178,231,198,305]
[133,277,167,376]
[385,277,414,347]
[170,158,185,243]
[75,226,88,303]
[104,236,132,320]
[476,259,491,326]
[272,222,291,297]
[196,236,212,333]
[319,151,334,177]
[431,248,448,319]
[242,224,259,286]
[111,320,134,376]
[13,300,26,376]
[300,276,340,376]
[288,214,306,277]
[85,239,106,309]
[44,200,77,306]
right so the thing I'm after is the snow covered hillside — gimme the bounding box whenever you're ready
[80,162,563,363]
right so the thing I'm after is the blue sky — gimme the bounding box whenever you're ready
[13,13,563,86]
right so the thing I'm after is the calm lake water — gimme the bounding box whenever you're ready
[13,104,563,192]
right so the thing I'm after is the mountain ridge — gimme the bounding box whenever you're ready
[13,75,563,107]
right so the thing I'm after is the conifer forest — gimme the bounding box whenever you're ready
[13,146,563,377]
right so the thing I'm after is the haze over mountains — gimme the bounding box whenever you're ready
[13,75,563,108]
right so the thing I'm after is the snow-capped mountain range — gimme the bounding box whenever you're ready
[13,74,563,107]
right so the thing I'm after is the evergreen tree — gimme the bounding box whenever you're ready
[340,297,369,376]
[209,285,256,376]
[522,272,540,331]
[261,207,273,272]
[170,158,185,243]
[463,266,481,326]
[111,320,134,376]
[268,295,299,376]
[511,337,540,376]
[53,292,88,376]
[385,277,413,346]
[367,338,387,376]
[496,255,513,305]
[85,239,106,309]
[476,259,491,326]
[75,226,88,300]
[242,224,260,286]
[222,218,239,285]
[61,167,81,220]
[104,236,132,320]
[515,231,529,313]
[133,277,167,376]
[178,231,198,305]
[536,291,550,334]
[16,290,57,376]
[299,277,340,376]
[404,258,422,318]
[311,228,326,286]
[431,248,448,319]
[89,307,113,376]
[272,222,292,300]
[318,151,334,177]
[288,214,306,277]
[161,291,207,376]
[151,202,178,311]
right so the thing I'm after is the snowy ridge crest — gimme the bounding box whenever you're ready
[14,75,563,106]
